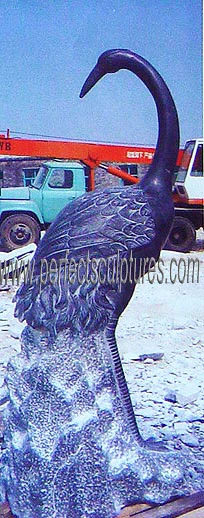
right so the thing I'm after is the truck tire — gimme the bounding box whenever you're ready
[0,214,41,251]
[165,216,196,253]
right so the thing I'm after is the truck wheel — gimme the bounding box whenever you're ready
[165,216,196,253]
[0,214,41,251]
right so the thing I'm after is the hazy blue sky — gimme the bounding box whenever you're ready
[1,0,202,146]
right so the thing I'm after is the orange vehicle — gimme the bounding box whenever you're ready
[0,131,162,188]
[0,131,193,252]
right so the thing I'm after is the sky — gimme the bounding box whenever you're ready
[0,0,202,147]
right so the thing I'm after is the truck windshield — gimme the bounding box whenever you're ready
[176,141,195,183]
[190,144,203,177]
[32,165,48,189]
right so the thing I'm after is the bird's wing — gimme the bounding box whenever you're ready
[14,186,156,332]
[34,185,155,259]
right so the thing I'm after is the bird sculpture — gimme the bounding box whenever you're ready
[1,49,203,518]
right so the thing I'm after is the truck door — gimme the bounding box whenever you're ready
[175,140,203,200]
[184,142,203,199]
[42,165,86,223]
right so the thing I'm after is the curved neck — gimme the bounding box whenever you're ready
[116,51,180,193]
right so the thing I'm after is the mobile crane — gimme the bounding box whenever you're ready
[0,133,160,251]
[0,133,202,252]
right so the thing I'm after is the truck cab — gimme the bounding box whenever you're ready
[165,138,203,252]
[31,160,88,222]
[0,160,88,250]
[175,138,203,200]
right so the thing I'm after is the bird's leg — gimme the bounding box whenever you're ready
[106,318,143,443]
[106,317,167,451]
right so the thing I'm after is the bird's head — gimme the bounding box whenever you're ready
[80,49,129,98]
[80,48,179,186]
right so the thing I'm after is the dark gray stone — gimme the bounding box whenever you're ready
[1,326,203,517]
[138,353,164,362]
[181,435,200,448]
[0,385,9,407]
[165,391,177,403]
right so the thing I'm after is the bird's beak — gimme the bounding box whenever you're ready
[80,64,105,98]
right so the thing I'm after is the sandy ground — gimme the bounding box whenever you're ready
[0,243,203,457]
[116,247,204,449]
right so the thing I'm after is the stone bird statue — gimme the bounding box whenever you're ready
[1,49,203,518]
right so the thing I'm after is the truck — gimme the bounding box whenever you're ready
[0,133,202,252]
[0,134,159,250]
[108,138,203,253]
[165,137,203,252]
